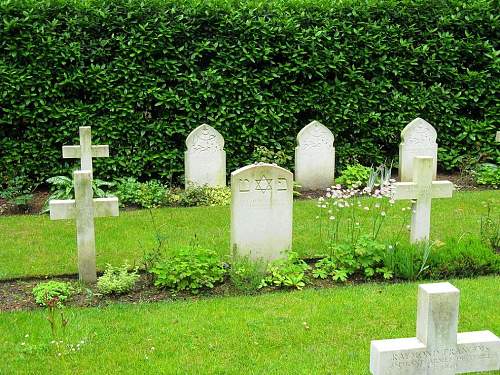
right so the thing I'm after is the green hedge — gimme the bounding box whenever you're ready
[1,0,499,187]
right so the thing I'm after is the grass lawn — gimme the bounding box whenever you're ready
[0,276,498,374]
[0,190,498,279]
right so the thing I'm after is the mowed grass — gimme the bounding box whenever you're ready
[0,276,499,374]
[0,190,498,279]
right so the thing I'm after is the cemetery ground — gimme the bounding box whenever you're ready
[0,190,498,280]
[0,190,498,374]
[0,277,498,374]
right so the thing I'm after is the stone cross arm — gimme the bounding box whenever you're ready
[393,180,454,200]
[62,145,109,159]
[50,197,119,220]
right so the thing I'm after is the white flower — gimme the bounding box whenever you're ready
[364,206,369,211]
[318,197,325,202]
[381,211,386,216]
[329,216,335,220]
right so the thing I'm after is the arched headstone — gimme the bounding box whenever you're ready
[295,121,335,190]
[399,118,438,182]
[230,163,293,261]
[185,124,226,188]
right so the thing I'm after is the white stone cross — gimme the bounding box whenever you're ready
[392,156,453,243]
[50,170,118,283]
[370,282,500,374]
[62,126,109,178]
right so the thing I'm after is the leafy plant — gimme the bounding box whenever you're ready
[32,281,72,339]
[336,164,373,188]
[313,236,392,281]
[252,146,292,167]
[426,237,500,278]
[150,247,226,293]
[0,176,34,212]
[474,164,500,188]
[260,252,310,290]
[97,263,140,295]
[43,175,113,212]
[115,177,167,208]
[180,186,231,207]
[229,256,266,293]
[32,281,72,307]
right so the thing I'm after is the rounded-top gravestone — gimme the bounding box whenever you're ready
[230,163,293,262]
[185,124,226,188]
[295,120,335,190]
[399,118,437,182]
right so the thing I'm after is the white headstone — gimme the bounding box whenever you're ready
[295,121,335,190]
[370,282,500,375]
[62,126,109,179]
[230,163,293,261]
[50,171,119,283]
[185,124,226,188]
[392,156,453,243]
[399,118,438,182]
[496,131,500,142]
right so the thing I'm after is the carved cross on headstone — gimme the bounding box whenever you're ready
[50,171,118,283]
[392,156,453,243]
[370,282,500,374]
[63,126,109,178]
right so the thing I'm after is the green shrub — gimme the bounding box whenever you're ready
[97,263,140,295]
[426,238,500,279]
[229,256,266,293]
[336,164,373,188]
[32,281,72,307]
[314,236,393,281]
[180,186,231,207]
[1,0,498,186]
[252,146,292,167]
[474,164,500,188]
[150,247,226,293]
[115,178,167,208]
[260,252,310,290]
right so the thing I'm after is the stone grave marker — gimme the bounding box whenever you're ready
[50,171,118,283]
[62,126,109,178]
[399,118,438,182]
[496,131,499,142]
[295,120,335,190]
[185,124,226,188]
[392,156,453,243]
[230,163,293,261]
[370,282,500,375]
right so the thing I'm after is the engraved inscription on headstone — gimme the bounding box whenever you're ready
[295,121,335,190]
[185,124,226,188]
[399,118,438,182]
[231,163,293,261]
[370,282,500,375]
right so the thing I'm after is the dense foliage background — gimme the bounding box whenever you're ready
[1,0,499,186]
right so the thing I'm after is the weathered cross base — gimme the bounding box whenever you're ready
[50,170,118,283]
[370,282,500,374]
